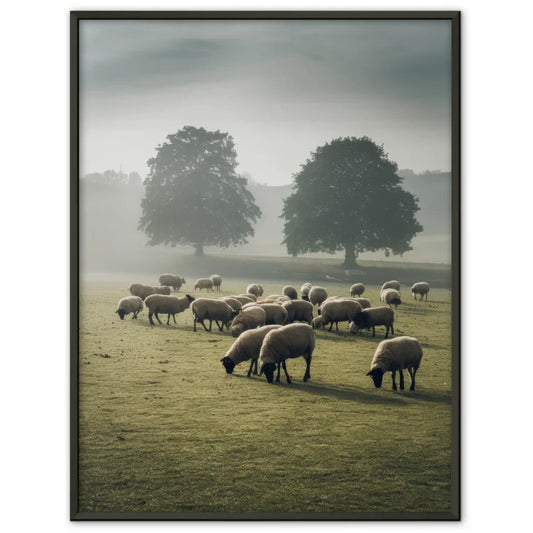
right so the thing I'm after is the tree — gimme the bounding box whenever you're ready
[281,136,423,268]
[139,126,261,256]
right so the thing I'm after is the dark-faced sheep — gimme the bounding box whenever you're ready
[230,306,267,337]
[349,306,395,338]
[192,298,238,332]
[366,336,423,391]
[144,294,195,325]
[115,296,143,319]
[411,282,430,301]
[381,288,402,309]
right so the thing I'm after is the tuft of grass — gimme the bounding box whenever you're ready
[78,280,453,514]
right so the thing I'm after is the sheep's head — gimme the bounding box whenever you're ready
[366,368,384,388]
[220,357,236,374]
[185,294,195,304]
[116,309,126,320]
[261,362,276,383]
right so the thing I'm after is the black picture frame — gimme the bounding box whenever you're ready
[71,10,460,521]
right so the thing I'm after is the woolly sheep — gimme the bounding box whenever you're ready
[350,283,365,297]
[158,274,185,291]
[210,274,223,292]
[144,294,195,325]
[115,296,143,320]
[194,278,214,291]
[349,306,395,338]
[246,284,261,297]
[381,280,401,292]
[218,297,243,312]
[258,324,315,384]
[308,286,328,307]
[411,282,430,301]
[230,306,266,337]
[220,325,283,377]
[300,283,312,301]
[381,288,402,309]
[314,299,363,331]
[241,303,288,325]
[231,295,256,305]
[366,336,423,391]
[129,283,171,300]
[282,299,314,324]
[282,286,298,300]
[354,297,372,309]
[256,284,264,297]
[192,298,238,332]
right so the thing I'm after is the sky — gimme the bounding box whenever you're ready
[80,19,452,185]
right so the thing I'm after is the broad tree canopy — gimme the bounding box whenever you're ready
[139,126,261,256]
[281,136,423,268]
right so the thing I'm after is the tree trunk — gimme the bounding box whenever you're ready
[194,243,204,256]
[343,244,358,268]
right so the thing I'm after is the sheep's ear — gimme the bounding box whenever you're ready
[366,371,372,376]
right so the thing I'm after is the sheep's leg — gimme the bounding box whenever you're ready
[167,314,171,325]
[154,312,163,324]
[303,355,311,382]
[208,320,213,332]
[399,370,405,390]
[281,360,291,384]
[409,366,418,391]
[172,313,177,324]
[327,322,333,332]
[148,311,155,325]
[390,324,394,336]
[253,359,258,375]
[372,326,376,337]
[391,370,397,390]
[215,320,223,331]
[275,363,281,382]
[247,359,254,377]
[335,321,339,331]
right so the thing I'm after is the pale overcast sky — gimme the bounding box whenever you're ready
[80,19,451,185]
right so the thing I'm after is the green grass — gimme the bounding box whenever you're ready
[78,280,453,515]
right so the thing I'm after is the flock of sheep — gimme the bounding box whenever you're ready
[115,274,431,391]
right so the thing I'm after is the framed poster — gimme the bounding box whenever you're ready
[71,10,460,520]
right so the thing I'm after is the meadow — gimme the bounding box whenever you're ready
[77,275,454,516]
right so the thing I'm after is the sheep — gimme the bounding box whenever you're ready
[349,306,395,338]
[218,297,243,312]
[192,298,238,332]
[282,299,314,324]
[256,284,264,297]
[350,283,365,297]
[194,278,214,292]
[282,286,298,300]
[158,274,185,291]
[354,297,372,309]
[115,296,143,320]
[300,282,312,301]
[264,294,290,302]
[381,288,402,309]
[381,280,401,292]
[241,303,288,325]
[246,284,261,297]
[313,299,363,332]
[411,282,430,301]
[129,283,170,300]
[230,306,267,337]
[210,274,223,292]
[258,324,315,384]
[308,286,328,307]
[230,295,256,305]
[144,294,195,325]
[220,325,283,377]
[366,336,423,391]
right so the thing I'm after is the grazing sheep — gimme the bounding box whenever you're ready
[210,274,223,292]
[381,288,402,309]
[381,280,401,292]
[354,297,372,309]
[366,336,423,391]
[230,306,267,337]
[258,324,315,384]
[115,296,143,320]
[218,297,243,312]
[311,316,326,330]
[314,299,363,331]
[144,294,195,325]
[282,299,314,324]
[129,283,170,300]
[194,278,214,292]
[246,284,261,297]
[350,283,365,297]
[411,282,430,301]
[158,274,185,291]
[242,293,258,302]
[256,284,264,297]
[220,325,283,377]
[192,298,238,332]
[231,295,256,305]
[241,303,288,325]
[300,282,313,301]
[349,306,395,338]
[308,286,328,307]
[282,286,298,300]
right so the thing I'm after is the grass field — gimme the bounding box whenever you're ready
[78,277,454,516]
